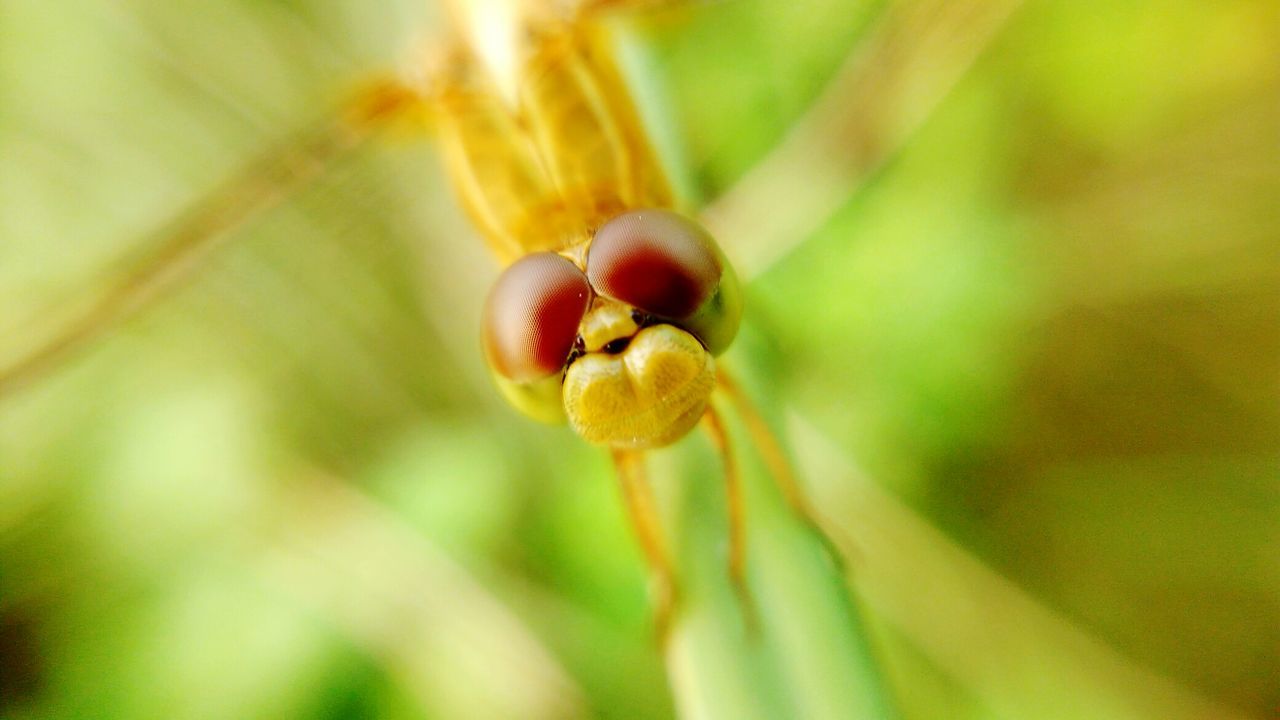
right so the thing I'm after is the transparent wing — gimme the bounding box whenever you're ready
[0,82,417,398]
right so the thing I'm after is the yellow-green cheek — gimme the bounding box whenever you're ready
[684,252,744,356]
[562,325,715,449]
[490,369,567,424]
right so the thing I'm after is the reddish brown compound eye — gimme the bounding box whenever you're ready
[586,209,721,320]
[483,253,591,382]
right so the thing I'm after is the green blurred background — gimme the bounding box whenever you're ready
[1,0,1276,718]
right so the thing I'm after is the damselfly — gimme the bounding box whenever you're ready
[423,0,837,635]
[0,0,839,637]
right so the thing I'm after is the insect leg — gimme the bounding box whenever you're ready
[715,369,848,574]
[700,401,758,635]
[611,449,680,642]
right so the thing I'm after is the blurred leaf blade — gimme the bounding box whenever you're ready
[790,415,1260,720]
[656,349,898,720]
[1,0,1277,718]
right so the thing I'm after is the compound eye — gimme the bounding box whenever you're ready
[586,209,721,320]
[483,253,591,382]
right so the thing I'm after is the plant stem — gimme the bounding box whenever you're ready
[653,354,898,719]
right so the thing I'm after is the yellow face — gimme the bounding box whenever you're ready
[482,210,743,449]
[564,320,715,449]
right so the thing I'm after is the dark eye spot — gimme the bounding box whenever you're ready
[601,337,631,354]
[482,253,591,382]
[586,209,721,320]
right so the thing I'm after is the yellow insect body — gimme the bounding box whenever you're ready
[433,13,672,265]
[433,6,730,449]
